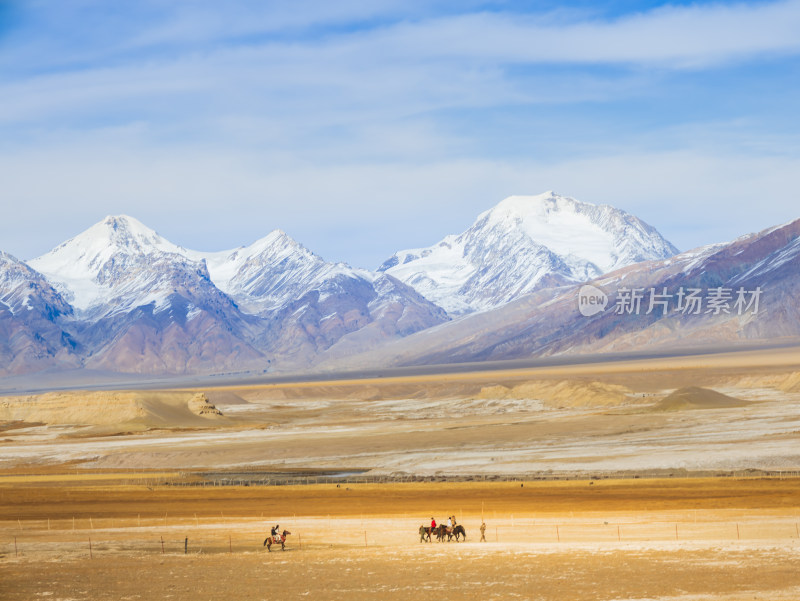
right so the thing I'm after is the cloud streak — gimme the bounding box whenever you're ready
[0,1,798,269]
[371,1,800,67]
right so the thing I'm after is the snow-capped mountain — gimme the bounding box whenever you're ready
[17,215,447,375]
[379,192,679,314]
[186,229,448,364]
[28,216,267,373]
[14,192,783,380]
[337,217,800,369]
[0,252,78,374]
[183,230,448,362]
[29,215,194,318]
[188,229,378,315]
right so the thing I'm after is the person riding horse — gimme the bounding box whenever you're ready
[446,515,458,535]
[264,528,291,551]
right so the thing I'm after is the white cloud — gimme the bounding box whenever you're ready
[1,1,799,269]
[5,1,800,128]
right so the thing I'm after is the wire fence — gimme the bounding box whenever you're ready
[6,515,800,560]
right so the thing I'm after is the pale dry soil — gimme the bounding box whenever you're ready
[1,348,800,475]
[3,544,800,601]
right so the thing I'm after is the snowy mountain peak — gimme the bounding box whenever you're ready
[29,213,383,323]
[191,228,374,314]
[380,192,679,315]
[479,190,565,219]
[86,214,184,255]
[477,192,668,273]
[29,215,191,313]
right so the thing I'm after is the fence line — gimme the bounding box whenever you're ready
[155,470,800,488]
[7,517,800,560]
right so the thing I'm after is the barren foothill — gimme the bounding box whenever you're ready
[2,347,800,474]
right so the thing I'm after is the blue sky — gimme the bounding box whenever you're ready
[1,0,799,268]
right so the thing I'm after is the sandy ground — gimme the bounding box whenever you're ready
[2,380,799,475]
[1,479,800,600]
[2,349,800,598]
[2,347,799,476]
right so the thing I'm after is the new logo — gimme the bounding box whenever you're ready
[578,285,608,317]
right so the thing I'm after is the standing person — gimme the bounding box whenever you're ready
[480,521,486,542]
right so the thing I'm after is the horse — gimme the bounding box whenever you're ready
[419,525,433,543]
[435,524,451,542]
[452,525,466,541]
[263,529,291,551]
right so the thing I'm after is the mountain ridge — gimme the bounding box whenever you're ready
[330,217,800,369]
[7,192,781,380]
[13,214,449,376]
[379,191,679,314]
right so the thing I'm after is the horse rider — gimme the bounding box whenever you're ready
[430,517,437,531]
[446,516,452,533]
[271,524,279,539]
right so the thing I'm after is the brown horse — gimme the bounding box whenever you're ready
[263,529,291,551]
[419,526,433,542]
[435,524,451,542]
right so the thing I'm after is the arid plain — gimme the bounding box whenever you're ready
[2,347,800,600]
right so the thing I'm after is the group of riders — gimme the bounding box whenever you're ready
[265,517,472,549]
[420,515,466,542]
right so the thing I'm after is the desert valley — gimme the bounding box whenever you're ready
[2,193,799,601]
[2,340,800,599]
